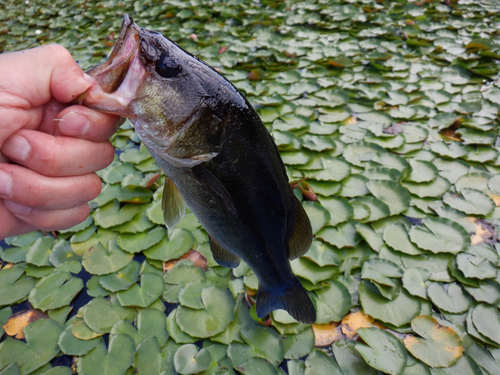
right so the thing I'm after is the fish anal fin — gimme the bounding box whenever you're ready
[209,236,240,268]
[162,177,186,230]
[190,165,238,216]
[256,278,316,324]
[287,196,313,260]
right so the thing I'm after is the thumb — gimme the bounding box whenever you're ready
[0,44,93,107]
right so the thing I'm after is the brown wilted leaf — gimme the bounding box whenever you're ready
[440,129,463,142]
[3,310,48,339]
[312,322,345,346]
[163,249,208,272]
[341,310,380,338]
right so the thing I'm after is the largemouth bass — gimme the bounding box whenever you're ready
[81,15,316,324]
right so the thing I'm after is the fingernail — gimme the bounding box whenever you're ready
[2,135,31,161]
[58,111,90,136]
[5,201,31,216]
[0,169,12,196]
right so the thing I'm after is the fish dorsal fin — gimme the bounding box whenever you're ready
[209,235,240,268]
[190,165,238,216]
[287,196,313,260]
[162,177,186,230]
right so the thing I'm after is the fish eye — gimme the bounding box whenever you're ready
[155,53,182,78]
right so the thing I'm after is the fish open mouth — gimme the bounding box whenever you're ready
[77,15,147,117]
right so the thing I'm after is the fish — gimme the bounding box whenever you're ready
[80,15,316,324]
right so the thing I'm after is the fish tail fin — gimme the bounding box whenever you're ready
[256,278,316,324]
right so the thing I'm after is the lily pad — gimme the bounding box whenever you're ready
[408,217,470,254]
[366,180,411,215]
[0,264,34,307]
[81,241,133,276]
[471,304,500,346]
[427,282,472,314]
[0,318,63,375]
[404,315,462,368]
[173,344,211,375]
[116,273,164,307]
[355,327,407,375]
[176,286,235,338]
[442,188,495,216]
[28,271,83,311]
[77,334,136,375]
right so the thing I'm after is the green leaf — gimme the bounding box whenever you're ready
[359,280,421,327]
[58,317,102,356]
[463,279,500,304]
[282,327,314,360]
[240,325,284,367]
[384,224,423,256]
[173,344,211,374]
[49,240,81,266]
[402,267,431,299]
[77,334,136,375]
[314,157,351,181]
[402,177,451,198]
[93,200,142,228]
[176,286,235,338]
[318,197,353,226]
[81,241,133,275]
[0,318,63,375]
[366,179,411,215]
[117,226,166,253]
[116,273,164,307]
[313,280,351,323]
[304,349,343,375]
[406,160,438,183]
[332,339,377,375]
[83,296,135,334]
[302,201,330,234]
[26,237,55,267]
[456,253,497,280]
[471,304,500,346]
[408,217,470,254]
[427,282,472,314]
[28,271,83,311]
[442,188,495,216]
[404,315,462,368]
[99,261,140,292]
[304,239,340,267]
[355,327,407,375]
[0,263,34,307]
[134,337,162,375]
[144,228,195,261]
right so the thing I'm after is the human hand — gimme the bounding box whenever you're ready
[0,45,121,239]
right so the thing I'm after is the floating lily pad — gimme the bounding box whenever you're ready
[427,282,472,314]
[0,264,34,307]
[116,273,164,307]
[404,315,462,368]
[313,281,352,324]
[0,318,63,375]
[83,296,135,334]
[359,280,421,327]
[77,334,136,375]
[471,304,500,346]
[99,260,140,292]
[81,241,133,276]
[176,286,235,338]
[355,327,407,375]
[304,349,343,375]
[442,188,495,216]
[409,217,470,254]
[28,271,83,311]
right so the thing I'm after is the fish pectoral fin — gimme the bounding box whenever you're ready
[209,236,240,268]
[287,196,313,260]
[162,176,186,230]
[190,165,238,216]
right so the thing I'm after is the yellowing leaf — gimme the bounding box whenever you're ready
[404,315,463,368]
[3,310,47,339]
[312,322,344,346]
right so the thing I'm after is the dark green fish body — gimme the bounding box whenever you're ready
[82,15,316,323]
